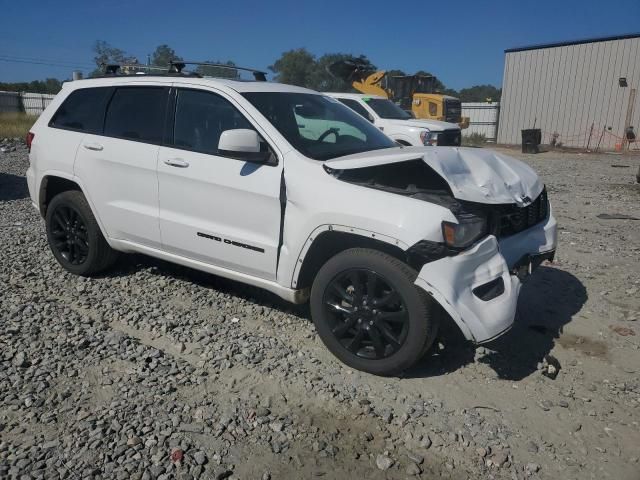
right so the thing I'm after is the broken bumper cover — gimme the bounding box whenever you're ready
[414,211,557,343]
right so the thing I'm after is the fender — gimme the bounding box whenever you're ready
[290,224,409,289]
[389,133,416,146]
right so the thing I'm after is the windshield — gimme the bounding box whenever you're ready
[364,98,412,120]
[242,92,396,160]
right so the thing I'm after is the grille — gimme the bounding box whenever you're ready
[444,99,461,124]
[496,188,548,238]
[437,129,462,146]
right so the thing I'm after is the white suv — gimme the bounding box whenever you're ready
[325,93,462,147]
[26,72,557,376]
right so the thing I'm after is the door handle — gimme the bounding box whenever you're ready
[83,142,103,151]
[163,158,190,168]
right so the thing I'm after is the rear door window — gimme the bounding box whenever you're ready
[49,87,112,133]
[104,87,168,144]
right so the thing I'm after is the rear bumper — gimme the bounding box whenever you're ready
[414,211,557,343]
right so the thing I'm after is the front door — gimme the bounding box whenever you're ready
[157,87,283,280]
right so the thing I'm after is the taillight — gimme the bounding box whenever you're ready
[26,132,35,152]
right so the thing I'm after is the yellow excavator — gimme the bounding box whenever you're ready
[328,60,469,129]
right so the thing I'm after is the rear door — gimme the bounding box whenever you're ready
[74,84,168,248]
[157,87,283,280]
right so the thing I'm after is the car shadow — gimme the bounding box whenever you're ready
[102,256,587,381]
[0,173,29,201]
[404,266,588,380]
[103,253,310,320]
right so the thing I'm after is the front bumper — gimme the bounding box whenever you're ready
[414,211,557,343]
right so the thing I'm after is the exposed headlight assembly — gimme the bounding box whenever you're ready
[420,130,439,146]
[442,214,488,248]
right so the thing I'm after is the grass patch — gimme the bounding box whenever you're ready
[462,132,488,147]
[0,112,38,140]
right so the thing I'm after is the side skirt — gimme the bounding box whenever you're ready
[109,238,310,304]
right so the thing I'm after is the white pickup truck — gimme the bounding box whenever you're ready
[325,93,462,147]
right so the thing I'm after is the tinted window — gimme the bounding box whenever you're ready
[173,89,254,155]
[50,87,112,133]
[364,98,412,120]
[243,92,395,161]
[104,87,168,143]
[338,98,372,120]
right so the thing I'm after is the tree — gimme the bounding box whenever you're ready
[196,60,239,79]
[269,48,316,87]
[311,53,376,92]
[150,44,182,67]
[0,78,62,94]
[457,85,502,102]
[91,40,138,76]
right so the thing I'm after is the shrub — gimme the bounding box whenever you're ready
[462,133,487,147]
[0,113,38,140]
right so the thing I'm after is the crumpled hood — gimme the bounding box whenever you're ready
[387,118,460,131]
[324,146,543,205]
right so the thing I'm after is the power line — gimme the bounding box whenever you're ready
[0,55,94,70]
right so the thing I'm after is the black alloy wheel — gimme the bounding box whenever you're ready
[45,190,119,276]
[323,268,409,360]
[310,248,439,376]
[49,204,90,265]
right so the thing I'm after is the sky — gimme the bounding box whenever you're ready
[0,0,638,89]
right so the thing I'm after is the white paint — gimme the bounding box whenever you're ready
[27,74,558,346]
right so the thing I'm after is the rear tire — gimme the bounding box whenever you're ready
[45,190,118,276]
[310,248,439,376]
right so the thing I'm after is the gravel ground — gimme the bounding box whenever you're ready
[1,140,639,480]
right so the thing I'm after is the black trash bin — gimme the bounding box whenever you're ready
[521,129,541,153]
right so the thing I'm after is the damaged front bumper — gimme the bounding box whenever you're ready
[414,211,557,343]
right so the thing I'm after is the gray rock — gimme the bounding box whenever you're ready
[193,451,207,465]
[376,454,394,471]
[12,352,28,367]
[406,462,422,475]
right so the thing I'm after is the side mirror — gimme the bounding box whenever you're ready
[218,129,272,163]
[367,113,375,123]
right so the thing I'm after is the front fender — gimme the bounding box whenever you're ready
[289,224,408,288]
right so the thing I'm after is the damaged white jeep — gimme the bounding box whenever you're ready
[27,73,557,376]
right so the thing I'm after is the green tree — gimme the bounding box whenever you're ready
[150,44,182,67]
[312,53,376,92]
[269,48,316,87]
[0,79,62,94]
[91,40,138,76]
[196,60,239,79]
[457,84,502,102]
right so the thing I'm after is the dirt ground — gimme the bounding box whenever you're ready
[1,144,639,480]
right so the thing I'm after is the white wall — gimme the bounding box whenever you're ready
[497,36,640,150]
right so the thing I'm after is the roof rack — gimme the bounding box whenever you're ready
[98,63,202,78]
[169,61,267,81]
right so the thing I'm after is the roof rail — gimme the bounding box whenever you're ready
[169,61,267,81]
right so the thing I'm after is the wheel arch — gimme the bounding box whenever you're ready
[39,174,81,218]
[292,226,409,290]
[38,173,111,246]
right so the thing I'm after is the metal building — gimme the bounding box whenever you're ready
[497,33,640,150]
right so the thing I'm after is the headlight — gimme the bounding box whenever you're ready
[420,130,439,146]
[441,214,488,248]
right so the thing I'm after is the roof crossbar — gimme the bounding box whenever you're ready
[169,61,267,81]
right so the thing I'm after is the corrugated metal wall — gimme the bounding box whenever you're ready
[497,37,640,150]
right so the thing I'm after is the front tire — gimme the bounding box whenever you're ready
[45,190,118,276]
[310,248,439,376]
